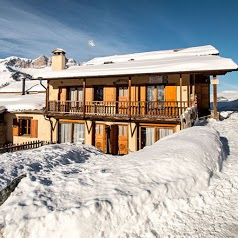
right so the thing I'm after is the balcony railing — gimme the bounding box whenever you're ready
[47,100,195,120]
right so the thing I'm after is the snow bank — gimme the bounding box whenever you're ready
[0,126,223,238]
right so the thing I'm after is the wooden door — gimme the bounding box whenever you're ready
[110,124,118,155]
[95,124,106,152]
[118,125,128,155]
[118,86,128,115]
[58,88,67,112]
[195,83,210,116]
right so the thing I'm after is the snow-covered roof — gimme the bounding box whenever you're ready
[0,106,6,114]
[52,48,66,54]
[0,94,45,112]
[33,45,238,79]
[0,80,46,93]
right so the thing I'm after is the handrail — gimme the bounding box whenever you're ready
[47,100,195,119]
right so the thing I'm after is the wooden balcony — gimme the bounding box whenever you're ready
[47,100,195,121]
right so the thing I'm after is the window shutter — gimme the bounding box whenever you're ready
[30,120,38,138]
[12,118,19,136]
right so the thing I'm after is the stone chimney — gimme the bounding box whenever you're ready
[51,48,66,71]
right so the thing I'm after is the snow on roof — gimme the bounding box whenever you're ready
[32,45,237,79]
[0,106,6,114]
[86,45,219,65]
[0,93,45,112]
[52,48,66,54]
[0,80,46,93]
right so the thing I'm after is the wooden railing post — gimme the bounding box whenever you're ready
[83,78,86,118]
[128,77,131,119]
[180,74,183,115]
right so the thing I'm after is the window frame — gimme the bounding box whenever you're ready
[59,122,85,144]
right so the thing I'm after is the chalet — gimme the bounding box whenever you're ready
[0,81,55,145]
[33,46,237,155]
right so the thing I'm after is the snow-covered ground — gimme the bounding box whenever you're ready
[0,91,238,237]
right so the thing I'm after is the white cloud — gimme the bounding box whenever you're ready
[0,1,137,61]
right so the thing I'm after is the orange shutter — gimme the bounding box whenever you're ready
[118,126,128,155]
[95,124,106,153]
[12,118,19,136]
[165,86,177,116]
[30,120,38,138]
[165,86,177,101]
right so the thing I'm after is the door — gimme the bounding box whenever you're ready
[146,85,165,115]
[94,86,104,114]
[118,125,128,155]
[110,124,118,155]
[117,86,128,115]
[68,87,83,113]
[195,84,210,116]
[95,124,106,152]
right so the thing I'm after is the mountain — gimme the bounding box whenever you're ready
[0,55,77,88]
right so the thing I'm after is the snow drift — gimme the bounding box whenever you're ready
[0,126,223,238]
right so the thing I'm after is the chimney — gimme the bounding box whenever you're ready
[51,48,66,71]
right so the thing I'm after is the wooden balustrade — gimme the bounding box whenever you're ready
[47,100,194,119]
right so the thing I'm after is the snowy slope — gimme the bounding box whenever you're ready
[0,126,223,237]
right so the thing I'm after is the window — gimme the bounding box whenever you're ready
[68,87,83,101]
[118,87,128,97]
[12,118,38,138]
[19,119,31,135]
[119,125,127,136]
[147,85,165,101]
[94,86,104,101]
[141,126,174,149]
[59,122,85,143]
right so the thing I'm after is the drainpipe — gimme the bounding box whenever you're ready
[22,77,26,95]
[44,115,53,143]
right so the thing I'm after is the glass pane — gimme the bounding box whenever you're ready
[124,87,128,97]
[123,126,127,136]
[73,123,85,143]
[60,123,71,143]
[157,85,165,101]
[94,87,103,101]
[160,128,173,139]
[147,86,154,101]
[70,88,76,101]
[119,87,123,97]
[119,125,123,136]
[146,127,154,146]
[77,87,83,101]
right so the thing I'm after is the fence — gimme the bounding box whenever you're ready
[0,140,54,154]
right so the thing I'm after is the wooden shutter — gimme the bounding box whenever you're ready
[30,120,38,138]
[165,86,177,116]
[165,86,177,101]
[118,126,128,155]
[12,118,19,136]
[95,124,106,153]
[110,125,118,155]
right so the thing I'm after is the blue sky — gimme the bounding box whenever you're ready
[0,0,238,91]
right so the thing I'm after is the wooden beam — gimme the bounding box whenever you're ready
[180,74,183,114]
[128,76,132,119]
[83,78,86,118]
[46,80,49,113]
[212,75,218,119]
